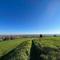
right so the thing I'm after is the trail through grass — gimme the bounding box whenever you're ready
[0,37,60,60]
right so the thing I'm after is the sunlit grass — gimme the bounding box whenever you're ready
[0,39,24,57]
[34,37,60,48]
[0,38,33,58]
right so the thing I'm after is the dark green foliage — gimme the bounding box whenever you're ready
[2,37,9,41]
[40,34,43,38]
[10,36,15,40]
[53,35,56,37]
[30,40,41,60]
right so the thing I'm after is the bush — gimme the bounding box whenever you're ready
[2,37,9,41]
[53,35,56,37]
[40,34,43,38]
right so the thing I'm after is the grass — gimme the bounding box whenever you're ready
[37,37,60,48]
[33,37,60,60]
[0,37,60,60]
[0,39,25,58]
[14,40,32,60]
[0,40,32,60]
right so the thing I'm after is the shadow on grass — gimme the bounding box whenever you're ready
[0,41,25,60]
[0,40,59,60]
[0,41,31,60]
[30,40,42,60]
[0,49,15,60]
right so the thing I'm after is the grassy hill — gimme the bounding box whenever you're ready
[0,37,60,60]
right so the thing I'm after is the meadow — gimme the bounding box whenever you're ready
[0,37,60,60]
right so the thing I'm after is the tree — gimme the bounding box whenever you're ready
[53,35,56,37]
[2,36,9,41]
[10,36,15,40]
[40,34,43,38]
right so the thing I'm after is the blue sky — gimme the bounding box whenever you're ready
[0,0,60,34]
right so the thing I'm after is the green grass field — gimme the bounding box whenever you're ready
[35,37,60,48]
[33,37,60,60]
[0,37,60,60]
[0,39,23,58]
[0,38,33,58]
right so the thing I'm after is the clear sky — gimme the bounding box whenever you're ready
[0,0,60,34]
